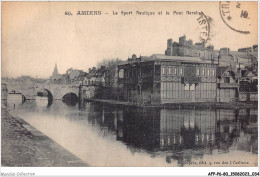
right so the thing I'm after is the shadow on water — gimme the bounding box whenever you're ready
[36,90,54,108]
[47,99,53,107]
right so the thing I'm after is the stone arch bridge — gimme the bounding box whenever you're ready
[6,83,79,100]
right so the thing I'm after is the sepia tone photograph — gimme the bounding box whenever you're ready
[1,0,258,171]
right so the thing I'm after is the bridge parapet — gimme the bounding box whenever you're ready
[5,83,80,100]
[7,83,37,100]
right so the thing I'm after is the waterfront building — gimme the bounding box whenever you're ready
[216,66,239,102]
[114,36,257,104]
[84,66,106,86]
[239,70,258,84]
[103,65,120,100]
[79,66,107,100]
[238,69,258,102]
[117,53,218,104]
[79,85,96,100]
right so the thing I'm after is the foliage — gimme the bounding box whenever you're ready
[96,58,122,68]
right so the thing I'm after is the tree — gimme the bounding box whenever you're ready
[96,58,122,68]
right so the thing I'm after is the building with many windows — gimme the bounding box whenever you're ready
[109,36,257,104]
[117,53,218,104]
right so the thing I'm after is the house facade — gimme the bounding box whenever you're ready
[238,70,258,102]
[216,66,239,102]
[83,67,106,86]
[118,54,218,104]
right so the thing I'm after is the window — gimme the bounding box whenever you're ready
[196,68,200,76]
[212,69,215,76]
[162,67,165,75]
[202,68,205,76]
[168,67,172,75]
[190,84,195,91]
[174,67,177,75]
[224,77,230,83]
[180,68,183,75]
[207,69,210,76]
[184,84,189,90]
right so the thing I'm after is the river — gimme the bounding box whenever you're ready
[4,94,258,167]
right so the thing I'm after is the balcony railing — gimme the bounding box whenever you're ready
[182,76,201,84]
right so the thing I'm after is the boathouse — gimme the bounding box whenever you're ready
[117,54,218,104]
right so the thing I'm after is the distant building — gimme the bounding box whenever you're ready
[84,67,106,86]
[66,68,83,81]
[238,47,252,53]
[165,35,217,63]
[236,45,258,69]
[218,48,235,67]
[50,64,62,83]
[79,66,106,100]
[219,48,230,56]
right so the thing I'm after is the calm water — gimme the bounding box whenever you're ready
[4,94,258,166]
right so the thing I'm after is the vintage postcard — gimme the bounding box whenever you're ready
[1,0,258,175]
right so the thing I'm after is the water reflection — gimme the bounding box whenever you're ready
[79,101,258,166]
[6,96,258,166]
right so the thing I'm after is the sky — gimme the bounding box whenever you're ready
[2,1,258,78]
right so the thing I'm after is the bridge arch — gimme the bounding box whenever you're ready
[44,89,53,100]
[62,91,79,99]
[43,85,79,100]
[62,92,79,106]
[36,88,53,100]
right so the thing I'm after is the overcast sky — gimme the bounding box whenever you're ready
[2,1,257,78]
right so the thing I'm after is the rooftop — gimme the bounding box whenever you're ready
[229,51,251,59]
[152,54,212,64]
[120,54,215,65]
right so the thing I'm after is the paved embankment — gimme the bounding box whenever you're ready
[1,107,88,167]
[92,99,257,109]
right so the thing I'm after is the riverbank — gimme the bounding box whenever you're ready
[1,107,88,167]
[92,99,258,109]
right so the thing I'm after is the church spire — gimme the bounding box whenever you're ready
[53,63,59,76]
